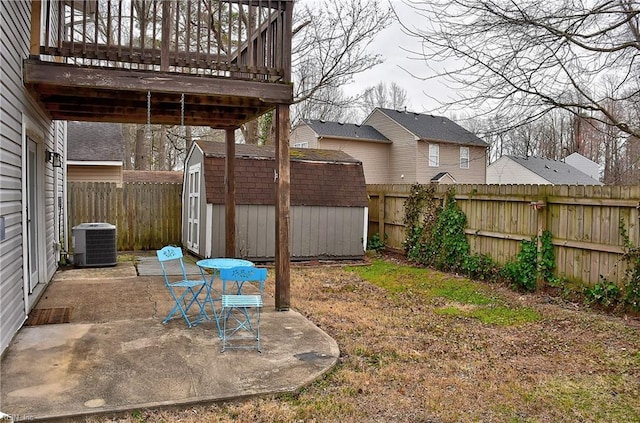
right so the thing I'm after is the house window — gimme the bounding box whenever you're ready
[429,144,439,167]
[294,142,308,148]
[460,147,469,169]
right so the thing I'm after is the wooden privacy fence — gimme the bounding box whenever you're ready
[68,182,182,251]
[368,184,640,287]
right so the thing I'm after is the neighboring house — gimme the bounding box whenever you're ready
[290,120,391,184]
[183,141,368,261]
[487,155,604,185]
[563,152,601,181]
[67,122,124,186]
[291,108,489,184]
[1,2,67,353]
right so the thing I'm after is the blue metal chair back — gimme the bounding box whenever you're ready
[156,245,189,286]
[219,266,267,294]
[156,245,207,328]
[219,266,268,352]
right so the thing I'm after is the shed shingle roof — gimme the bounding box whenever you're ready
[67,121,124,162]
[197,140,363,164]
[195,141,367,207]
[375,108,488,147]
[506,155,602,185]
[302,120,390,143]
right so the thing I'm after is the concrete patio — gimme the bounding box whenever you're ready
[0,258,339,422]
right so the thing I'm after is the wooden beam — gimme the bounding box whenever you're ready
[23,59,293,103]
[30,1,42,56]
[225,129,236,258]
[275,104,291,311]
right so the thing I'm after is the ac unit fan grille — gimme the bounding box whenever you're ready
[84,229,117,266]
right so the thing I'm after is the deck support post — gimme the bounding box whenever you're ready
[275,104,291,311]
[30,1,42,56]
[225,128,236,257]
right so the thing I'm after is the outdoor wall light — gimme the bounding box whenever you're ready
[46,150,62,168]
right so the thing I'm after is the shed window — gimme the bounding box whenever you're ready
[429,144,439,167]
[460,147,469,169]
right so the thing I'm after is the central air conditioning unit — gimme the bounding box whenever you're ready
[72,222,117,267]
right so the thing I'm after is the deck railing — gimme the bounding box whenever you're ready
[35,0,292,81]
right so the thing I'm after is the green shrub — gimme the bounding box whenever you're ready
[584,279,621,309]
[367,233,387,253]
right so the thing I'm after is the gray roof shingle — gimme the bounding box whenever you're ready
[507,155,602,185]
[197,140,363,164]
[375,108,488,147]
[302,120,390,143]
[67,121,124,161]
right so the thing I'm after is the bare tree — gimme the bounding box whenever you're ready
[360,81,409,116]
[255,0,394,140]
[294,85,360,123]
[240,0,393,143]
[401,0,640,140]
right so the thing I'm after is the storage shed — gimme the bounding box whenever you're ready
[183,141,368,261]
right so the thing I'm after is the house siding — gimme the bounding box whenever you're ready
[290,124,318,148]
[364,109,418,184]
[67,165,123,186]
[318,138,390,184]
[486,157,549,184]
[416,143,486,184]
[1,1,62,354]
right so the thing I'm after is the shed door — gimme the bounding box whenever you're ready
[186,164,200,251]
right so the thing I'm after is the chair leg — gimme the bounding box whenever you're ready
[220,305,262,352]
[163,286,206,328]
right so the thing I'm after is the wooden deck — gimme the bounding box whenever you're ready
[25,0,293,128]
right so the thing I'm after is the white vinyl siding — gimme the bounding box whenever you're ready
[487,156,550,184]
[290,124,319,149]
[67,165,123,186]
[364,109,417,184]
[417,143,486,184]
[1,1,63,354]
[429,144,439,167]
[460,147,469,169]
[318,138,391,184]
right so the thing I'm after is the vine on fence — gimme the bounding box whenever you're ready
[586,221,640,311]
[401,185,640,313]
[403,184,440,262]
[402,184,556,291]
[502,231,555,292]
[403,185,499,280]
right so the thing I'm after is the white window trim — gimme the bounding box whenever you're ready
[460,146,470,169]
[429,143,439,167]
[293,142,308,148]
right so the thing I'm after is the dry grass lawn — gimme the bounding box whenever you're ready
[89,256,640,422]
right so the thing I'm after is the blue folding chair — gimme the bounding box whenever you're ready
[156,246,207,328]
[219,266,268,352]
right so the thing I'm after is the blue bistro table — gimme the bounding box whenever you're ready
[196,258,254,336]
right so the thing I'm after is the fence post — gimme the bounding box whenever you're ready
[534,186,548,287]
[378,192,385,240]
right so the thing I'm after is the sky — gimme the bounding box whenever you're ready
[342,0,457,117]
